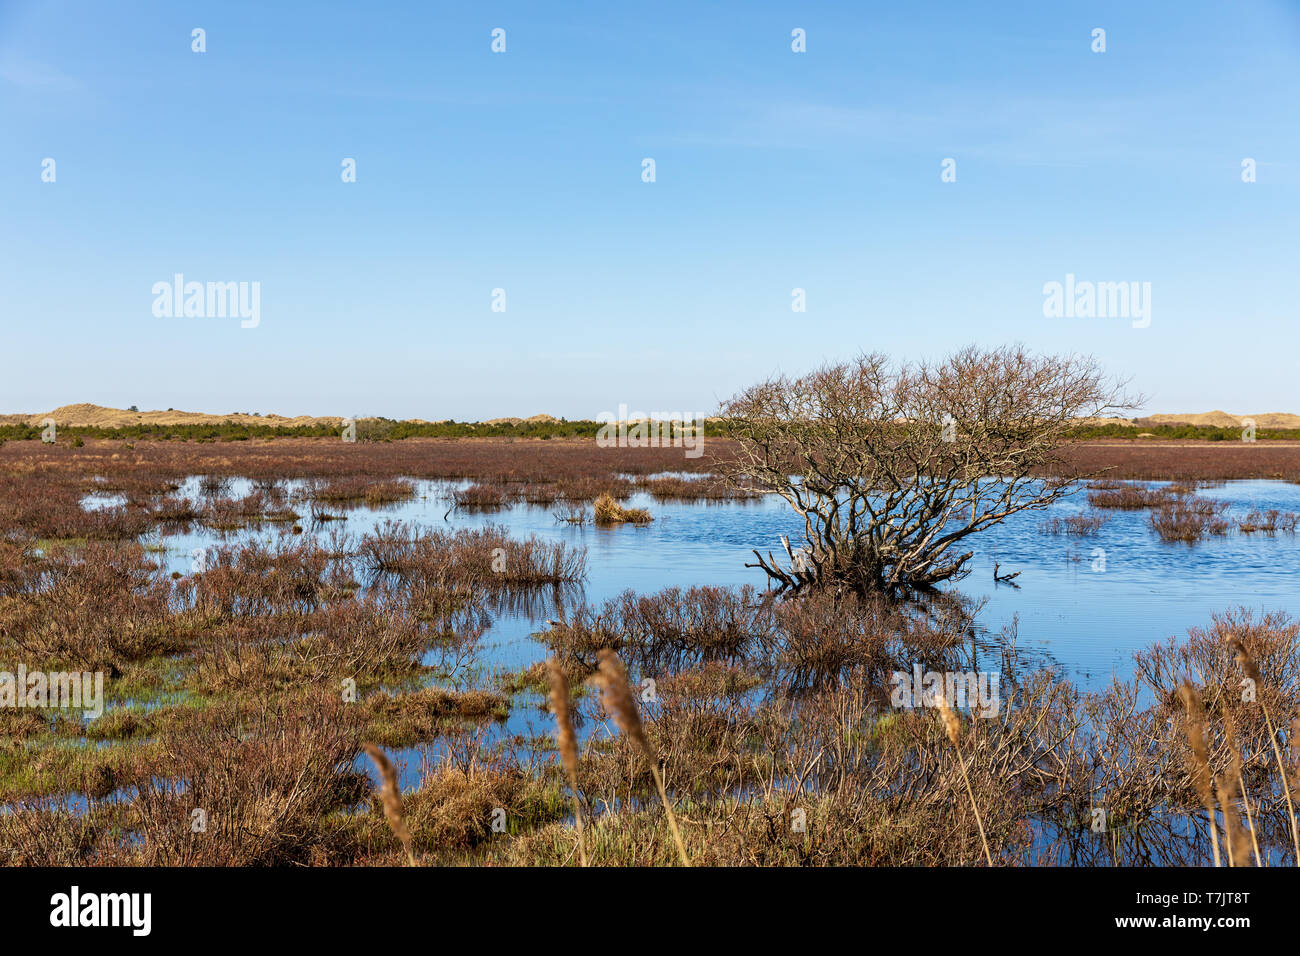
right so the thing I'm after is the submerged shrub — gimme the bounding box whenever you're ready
[357,520,585,588]
[1087,485,1173,510]
[1148,496,1230,542]
[1039,514,1107,536]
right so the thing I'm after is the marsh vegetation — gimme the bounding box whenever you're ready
[1,401,1299,866]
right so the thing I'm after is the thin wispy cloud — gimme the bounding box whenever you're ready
[0,56,80,91]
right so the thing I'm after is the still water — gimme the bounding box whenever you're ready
[122,476,1300,688]
[99,477,1300,786]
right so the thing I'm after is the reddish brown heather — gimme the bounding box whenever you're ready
[5,436,1300,489]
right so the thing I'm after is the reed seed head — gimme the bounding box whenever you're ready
[362,742,414,860]
[933,691,961,747]
[1225,635,1261,685]
[1178,683,1215,808]
[594,649,655,762]
[1218,717,1253,867]
[546,658,580,778]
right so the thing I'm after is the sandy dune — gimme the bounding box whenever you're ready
[0,404,546,428]
[2,404,1297,430]
[1139,411,1300,429]
[7,403,343,428]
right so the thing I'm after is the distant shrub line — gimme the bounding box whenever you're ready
[0,418,638,443]
[2,419,1298,444]
[1067,422,1300,441]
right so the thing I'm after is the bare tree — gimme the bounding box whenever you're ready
[717,346,1136,596]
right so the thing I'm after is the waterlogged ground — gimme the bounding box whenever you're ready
[85,476,1300,789]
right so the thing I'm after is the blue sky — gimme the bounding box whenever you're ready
[2,0,1298,420]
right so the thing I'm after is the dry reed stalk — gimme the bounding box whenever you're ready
[1178,684,1221,867]
[593,650,690,867]
[1237,778,1262,868]
[547,658,587,867]
[362,742,417,866]
[1224,713,1262,867]
[1292,718,1300,858]
[1225,635,1299,863]
[1215,757,1253,867]
[932,691,994,867]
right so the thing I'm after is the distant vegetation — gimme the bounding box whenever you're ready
[1069,421,1300,441]
[3,417,1299,444]
[0,418,626,443]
